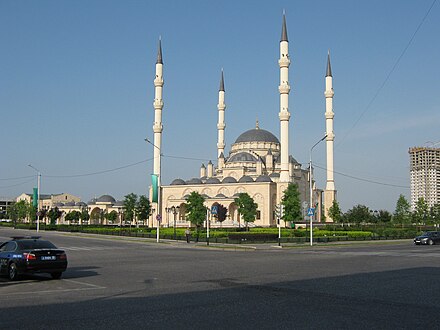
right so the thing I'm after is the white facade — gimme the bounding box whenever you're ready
[410,147,440,209]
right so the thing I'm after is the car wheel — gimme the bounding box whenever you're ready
[429,239,435,245]
[8,262,19,281]
[51,272,62,279]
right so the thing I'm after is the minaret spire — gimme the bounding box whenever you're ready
[323,50,336,221]
[219,68,225,91]
[326,50,332,77]
[281,11,288,42]
[278,13,291,183]
[156,37,163,64]
[217,69,226,163]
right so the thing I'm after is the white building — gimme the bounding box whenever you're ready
[150,14,338,227]
[409,147,440,209]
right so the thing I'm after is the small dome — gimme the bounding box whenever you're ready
[256,175,273,182]
[64,202,75,206]
[114,201,124,207]
[87,198,97,205]
[235,128,279,144]
[222,176,237,183]
[238,175,254,183]
[206,177,221,184]
[76,201,87,207]
[228,152,258,163]
[171,178,186,185]
[97,195,116,203]
[201,194,210,199]
[269,173,280,178]
[215,193,227,198]
[183,194,190,199]
[186,178,202,185]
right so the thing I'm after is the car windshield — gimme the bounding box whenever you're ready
[421,232,433,236]
[17,240,57,250]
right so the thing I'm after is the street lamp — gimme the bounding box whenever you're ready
[171,206,180,240]
[309,134,327,246]
[145,137,162,243]
[28,164,41,233]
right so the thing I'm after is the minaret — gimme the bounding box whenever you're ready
[324,51,337,221]
[152,38,164,208]
[279,13,291,182]
[217,70,226,160]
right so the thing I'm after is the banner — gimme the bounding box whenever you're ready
[151,174,158,203]
[32,187,38,208]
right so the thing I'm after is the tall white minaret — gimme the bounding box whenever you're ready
[153,38,164,190]
[217,70,226,159]
[324,51,337,221]
[279,13,291,183]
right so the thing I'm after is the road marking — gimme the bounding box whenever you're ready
[3,279,106,296]
[63,279,106,289]
[58,246,125,251]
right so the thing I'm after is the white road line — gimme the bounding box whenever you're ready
[63,279,106,289]
[3,279,106,295]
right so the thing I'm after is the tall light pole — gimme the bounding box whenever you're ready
[146,138,162,243]
[28,164,41,233]
[309,135,327,246]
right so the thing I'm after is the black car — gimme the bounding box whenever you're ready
[0,236,67,280]
[414,231,440,245]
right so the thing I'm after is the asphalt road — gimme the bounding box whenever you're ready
[1,227,439,329]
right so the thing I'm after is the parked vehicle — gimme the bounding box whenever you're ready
[0,236,68,280]
[414,231,440,245]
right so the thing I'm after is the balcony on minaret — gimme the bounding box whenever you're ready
[325,112,334,120]
[278,83,290,94]
[154,77,164,87]
[217,104,226,111]
[324,89,334,98]
[278,56,290,68]
[217,123,226,130]
[153,99,164,109]
[153,123,163,133]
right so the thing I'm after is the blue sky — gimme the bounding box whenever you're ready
[1,0,439,211]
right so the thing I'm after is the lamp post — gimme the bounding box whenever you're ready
[309,135,327,246]
[28,164,41,233]
[171,206,180,240]
[145,137,162,243]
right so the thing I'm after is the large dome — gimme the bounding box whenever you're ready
[235,128,279,144]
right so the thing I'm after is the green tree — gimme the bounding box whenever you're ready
[328,200,343,224]
[376,210,392,224]
[344,204,371,225]
[123,193,138,225]
[136,195,151,226]
[217,204,228,225]
[80,208,90,224]
[8,200,29,224]
[65,211,81,223]
[185,192,206,228]
[414,197,429,226]
[105,210,118,224]
[234,192,258,229]
[47,207,62,225]
[280,183,302,226]
[429,203,440,228]
[393,194,411,226]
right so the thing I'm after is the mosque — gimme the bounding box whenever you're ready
[150,14,336,228]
